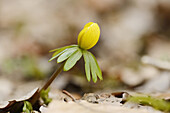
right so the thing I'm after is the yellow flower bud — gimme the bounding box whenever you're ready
[77,22,100,50]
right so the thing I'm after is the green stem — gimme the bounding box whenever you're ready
[29,63,64,105]
[40,63,64,91]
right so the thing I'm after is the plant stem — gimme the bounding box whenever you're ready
[30,63,64,105]
[40,63,64,91]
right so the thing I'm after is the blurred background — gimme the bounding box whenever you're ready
[0,0,170,101]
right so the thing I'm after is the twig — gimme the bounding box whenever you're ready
[62,90,76,102]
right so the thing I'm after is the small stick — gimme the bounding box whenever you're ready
[62,90,76,102]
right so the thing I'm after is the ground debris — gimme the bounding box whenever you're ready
[40,91,162,113]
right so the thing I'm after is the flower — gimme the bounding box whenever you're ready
[49,22,103,83]
[77,22,100,50]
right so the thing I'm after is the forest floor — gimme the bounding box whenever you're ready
[40,89,164,113]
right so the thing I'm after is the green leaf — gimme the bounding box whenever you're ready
[40,87,52,105]
[87,51,103,83]
[49,45,78,62]
[88,52,97,83]
[49,45,78,53]
[91,64,97,83]
[49,48,68,62]
[83,50,91,81]
[90,52,103,80]
[57,47,78,63]
[64,48,82,71]
[128,96,170,112]
[22,101,33,113]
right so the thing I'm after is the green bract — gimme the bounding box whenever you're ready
[83,50,102,82]
[49,22,103,83]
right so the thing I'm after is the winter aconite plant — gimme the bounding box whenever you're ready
[0,22,103,113]
[49,22,103,83]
